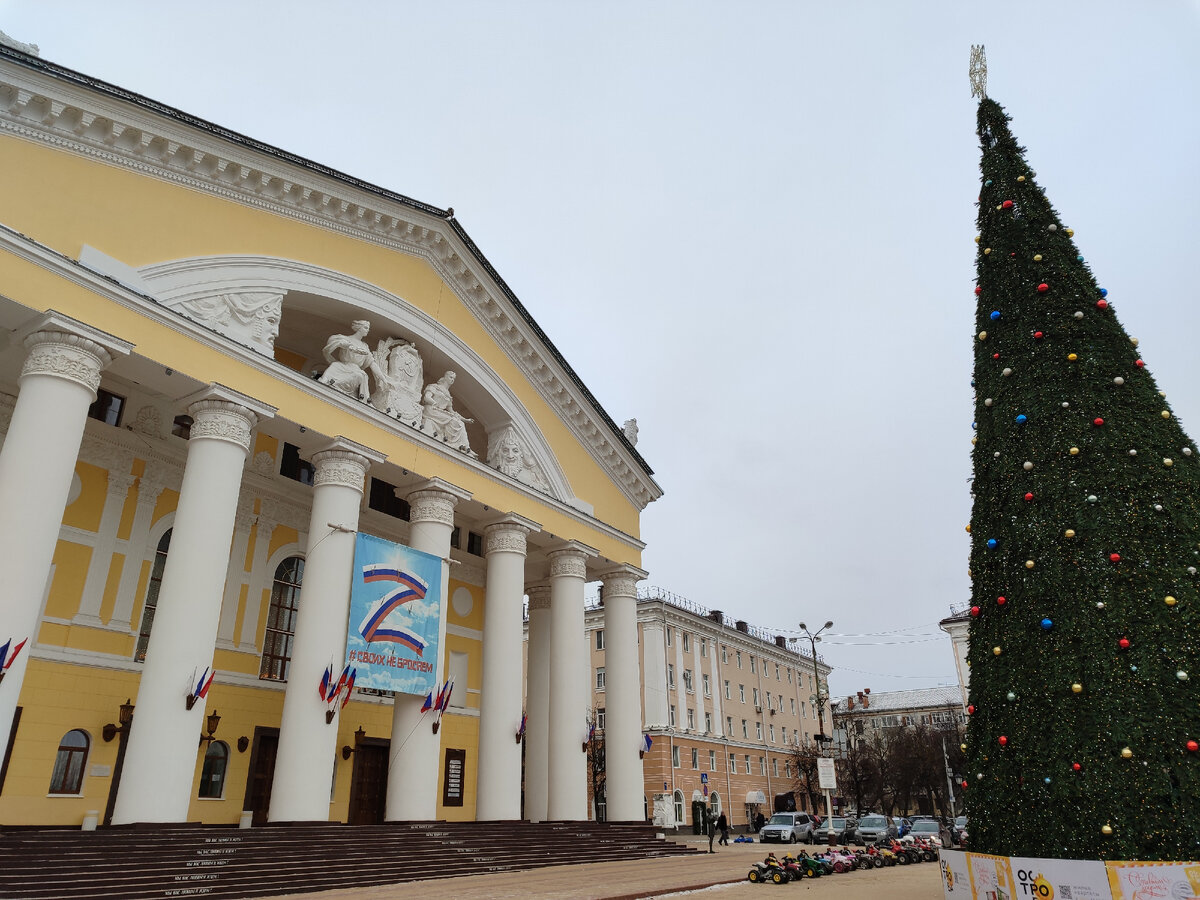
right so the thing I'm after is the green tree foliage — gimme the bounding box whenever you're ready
[965,97,1200,860]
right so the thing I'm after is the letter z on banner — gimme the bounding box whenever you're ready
[346,533,443,695]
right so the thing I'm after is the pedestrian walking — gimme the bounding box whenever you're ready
[716,811,729,845]
[707,809,716,853]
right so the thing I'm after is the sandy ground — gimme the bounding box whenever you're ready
[270,837,945,900]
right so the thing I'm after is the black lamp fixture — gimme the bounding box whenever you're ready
[341,726,366,761]
[198,710,221,748]
[102,699,135,743]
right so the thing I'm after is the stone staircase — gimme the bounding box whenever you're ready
[0,821,696,899]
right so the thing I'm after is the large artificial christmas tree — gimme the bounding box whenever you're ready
[964,96,1200,861]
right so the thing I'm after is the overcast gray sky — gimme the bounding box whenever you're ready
[3,1,1198,700]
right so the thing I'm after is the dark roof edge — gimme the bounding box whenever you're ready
[0,44,656,481]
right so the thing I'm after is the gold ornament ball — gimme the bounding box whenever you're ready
[1065,529,1076,539]
[979,331,988,340]
[1066,228,1075,237]
[960,743,967,752]
[1025,560,1035,569]
[1017,175,1027,183]
[1102,825,1113,836]
[1166,596,1177,607]
[1131,337,1139,347]
[1162,410,1172,419]
[1121,747,1133,759]
[971,437,977,445]
[1033,254,1043,262]
[996,204,1003,211]
[1165,458,1174,468]
[1071,683,1082,693]
[965,525,972,533]
[975,236,981,244]
[1068,353,1078,361]
[993,646,1002,656]
[984,248,992,255]
[1069,447,1080,456]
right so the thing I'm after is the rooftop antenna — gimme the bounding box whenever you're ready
[969,45,987,99]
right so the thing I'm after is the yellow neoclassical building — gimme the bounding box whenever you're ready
[0,42,659,828]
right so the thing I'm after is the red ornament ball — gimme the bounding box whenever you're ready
[1002,200,1014,209]
[1024,492,1034,502]
[1034,331,1044,339]
[961,780,969,790]
[975,286,982,295]
[970,606,981,617]
[1097,299,1109,310]
[1094,418,1105,427]
[1037,283,1049,293]
[1110,553,1121,563]
[997,595,1007,606]
[1072,762,1082,772]
[993,353,1000,360]
[1118,637,1131,650]
[1136,359,1145,368]
[967,704,976,715]
[999,735,1008,746]
[1188,740,1199,753]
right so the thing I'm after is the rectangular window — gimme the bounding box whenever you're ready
[773,757,779,777]
[171,414,193,439]
[782,727,788,743]
[368,477,412,520]
[765,691,771,709]
[466,531,484,556]
[87,388,125,427]
[791,698,796,715]
[709,750,716,770]
[756,722,763,740]
[788,668,793,684]
[280,442,315,485]
[705,712,712,733]
[684,669,694,693]
[769,724,775,742]
[724,680,731,700]
[721,646,728,664]
[669,705,676,727]
[668,664,675,689]
[753,689,761,706]
[687,708,695,730]
[666,629,673,647]
[729,753,737,774]
[750,656,756,675]
[597,708,605,730]
[596,667,606,690]
[739,684,746,702]
[691,747,698,769]
[702,674,710,696]
[595,630,605,650]
[682,633,690,652]
[741,719,748,739]
[760,757,767,776]
[700,638,707,658]
[726,715,733,735]
[736,651,742,669]
[776,663,781,680]
[672,746,680,768]
[745,754,752,774]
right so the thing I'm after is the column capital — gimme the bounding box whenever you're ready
[311,437,384,493]
[483,513,540,557]
[547,541,597,580]
[527,583,552,610]
[180,385,276,454]
[18,311,132,394]
[407,477,471,527]
[599,564,648,600]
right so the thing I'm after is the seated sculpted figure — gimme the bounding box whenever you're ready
[319,320,372,402]
[368,337,424,428]
[421,371,476,457]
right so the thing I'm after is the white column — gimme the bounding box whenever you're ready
[547,541,594,821]
[72,468,138,626]
[641,621,669,727]
[386,478,470,821]
[475,515,537,821]
[524,583,551,823]
[0,314,130,755]
[270,439,382,823]
[600,566,647,823]
[112,386,274,824]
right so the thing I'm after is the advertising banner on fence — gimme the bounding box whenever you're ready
[346,533,442,696]
[941,850,1197,900]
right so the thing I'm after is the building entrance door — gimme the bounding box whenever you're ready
[348,739,389,825]
[244,727,279,826]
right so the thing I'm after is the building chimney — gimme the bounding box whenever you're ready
[775,635,787,648]
[735,620,748,634]
[708,609,724,624]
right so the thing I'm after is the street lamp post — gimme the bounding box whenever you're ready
[799,621,834,833]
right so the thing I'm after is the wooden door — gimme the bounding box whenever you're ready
[348,739,388,825]
[243,727,279,826]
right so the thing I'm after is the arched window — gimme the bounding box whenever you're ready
[260,556,304,681]
[134,529,172,662]
[673,789,685,826]
[49,729,89,794]
[198,741,229,799]
[710,790,721,816]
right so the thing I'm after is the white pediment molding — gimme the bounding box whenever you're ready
[0,56,661,511]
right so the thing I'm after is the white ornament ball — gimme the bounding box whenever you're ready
[1023,461,1034,471]
[1007,692,1016,701]
[977,773,984,780]
[994,452,1001,458]
[1154,504,1163,512]
[1048,224,1058,232]
[1129,449,1137,457]
[1087,495,1098,503]
[1184,448,1193,457]
[1189,567,1197,575]
[1062,402,1070,408]
[1074,311,1084,320]
[1179,671,1189,681]
[1002,367,1013,377]
[1096,602,1105,610]
[1114,377,1124,385]
[984,398,993,407]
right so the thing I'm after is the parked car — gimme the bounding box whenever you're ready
[812,815,853,844]
[895,817,912,837]
[908,818,950,847]
[760,812,815,844]
[951,815,968,846]
[854,814,898,845]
